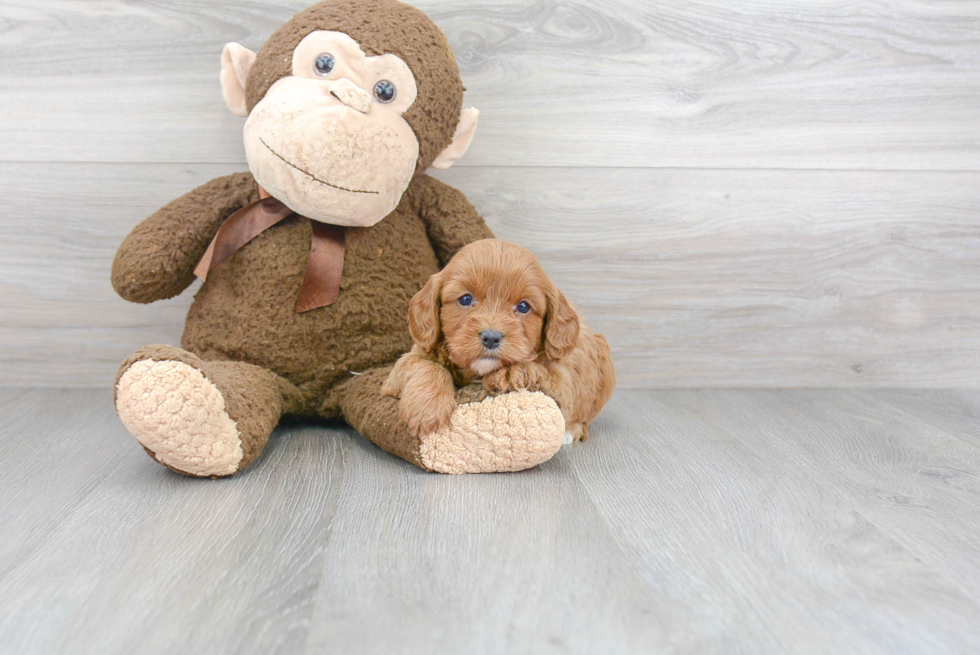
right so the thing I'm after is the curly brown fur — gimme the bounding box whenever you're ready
[383,239,616,439]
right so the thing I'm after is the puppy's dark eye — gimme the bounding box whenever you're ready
[314,53,336,76]
[459,294,473,306]
[516,301,531,314]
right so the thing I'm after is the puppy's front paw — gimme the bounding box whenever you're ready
[381,374,399,398]
[382,352,416,398]
[481,367,511,392]
[400,385,457,436]
[508,361,545,390]
[482,362,545,392]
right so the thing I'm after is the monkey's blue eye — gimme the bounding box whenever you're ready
[374,80,396,103]
[314,53,335,76]
[459,294,473,306]
[516,301,531,314]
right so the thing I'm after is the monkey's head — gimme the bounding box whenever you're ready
[220,0,478,227]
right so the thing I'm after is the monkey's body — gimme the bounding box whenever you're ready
[182,172,445,403]
[110,0,567,477]
[115,169,534,473]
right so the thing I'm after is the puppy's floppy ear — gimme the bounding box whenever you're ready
[408,270,444,354]
[543,286,580,360]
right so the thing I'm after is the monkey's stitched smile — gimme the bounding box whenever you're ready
[260,138,380,195]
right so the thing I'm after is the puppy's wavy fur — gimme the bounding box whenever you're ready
[383,239,615,441]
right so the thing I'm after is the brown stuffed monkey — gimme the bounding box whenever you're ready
[111,0,565,477]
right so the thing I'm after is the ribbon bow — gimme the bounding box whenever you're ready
[194,188,345,313]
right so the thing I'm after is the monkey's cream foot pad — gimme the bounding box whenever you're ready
[115,359,243,477]
[419,390,565,474]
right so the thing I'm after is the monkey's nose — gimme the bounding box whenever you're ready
[480,329,504,351]
[329,78,371,113]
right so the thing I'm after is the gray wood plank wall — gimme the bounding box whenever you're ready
[1,0,979,388]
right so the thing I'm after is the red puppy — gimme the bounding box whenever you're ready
[383,239,615,442]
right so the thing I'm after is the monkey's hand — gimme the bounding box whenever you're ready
[112,172,258,304]
[482,361,546,393]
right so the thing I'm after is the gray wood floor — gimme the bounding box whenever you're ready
[2,389,979,654]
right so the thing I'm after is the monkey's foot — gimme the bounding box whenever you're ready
[116,354,244,477]
[419,390,565,474]
[115,346,286,477]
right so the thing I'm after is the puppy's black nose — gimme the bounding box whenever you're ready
[480,329,503,350]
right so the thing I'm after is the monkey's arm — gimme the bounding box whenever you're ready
[412,173,494,266]
[111,172,259,304]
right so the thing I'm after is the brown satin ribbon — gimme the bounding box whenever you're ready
[296,221,345,312]
[194,187,346,313]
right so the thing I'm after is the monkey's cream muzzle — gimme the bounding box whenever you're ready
[243,76,419,227]
[221,29,478,226]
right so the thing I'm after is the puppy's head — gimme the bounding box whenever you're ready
[408,239,579,376]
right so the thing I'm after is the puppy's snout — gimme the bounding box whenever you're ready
[480,329,503,351]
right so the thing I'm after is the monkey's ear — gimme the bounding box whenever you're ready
[221,43,257,117]
[408,271,445,354]
[430,107,479,170]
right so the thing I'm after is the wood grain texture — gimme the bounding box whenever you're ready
[0,389,134,580]
[3,162,979,387]
[0,0,978,169]
[719,389,980,609]
[0,389,349,655]
[866,389,980,450]
[570,389,980,654]
[1,0,978,386]
[304,437,667,654]
[2,388,980,654]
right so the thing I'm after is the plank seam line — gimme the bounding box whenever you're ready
[1,161,979,174]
